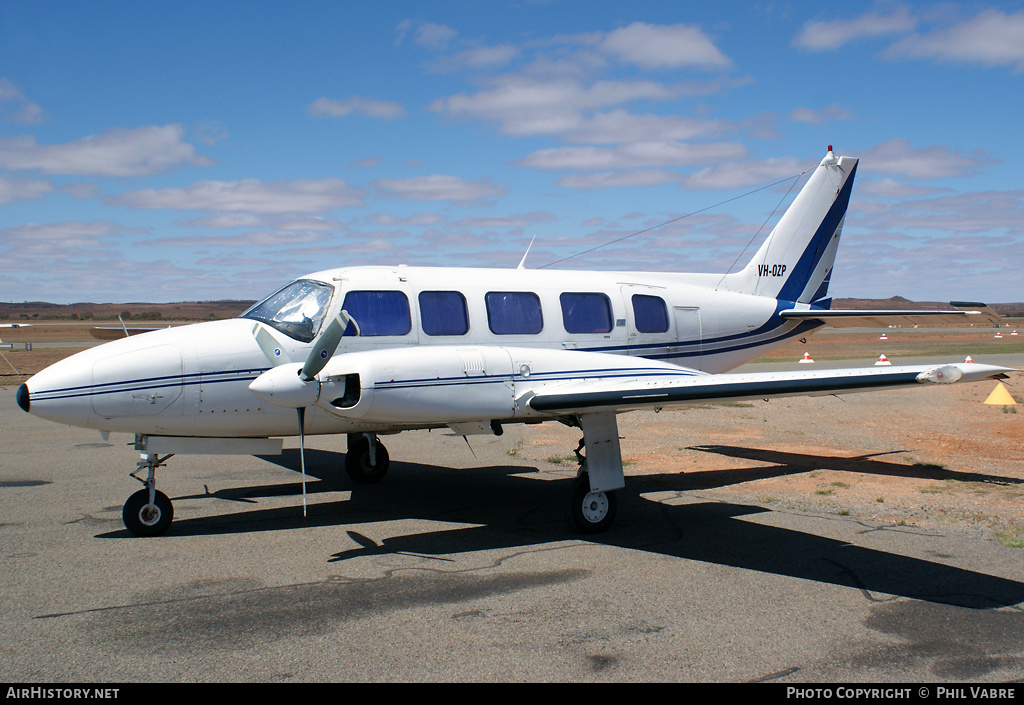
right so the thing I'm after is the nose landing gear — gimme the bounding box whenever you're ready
[123,450,174,537]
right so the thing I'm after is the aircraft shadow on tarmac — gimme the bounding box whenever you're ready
[98,446,1024,610]
[686,445,1024,489]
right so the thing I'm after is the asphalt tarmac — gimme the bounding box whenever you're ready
[2,383,1024,683]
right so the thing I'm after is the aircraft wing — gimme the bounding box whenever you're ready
[780,301,1002,328]
[527,362,1012,414]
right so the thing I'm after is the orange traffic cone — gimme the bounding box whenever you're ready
[984,383,1017,406]
[964,356,974,363]
[879,333,888,340]
[799,352,814,363]
[875,354,891,366]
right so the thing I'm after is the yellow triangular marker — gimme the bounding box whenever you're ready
[984,382,1017,405]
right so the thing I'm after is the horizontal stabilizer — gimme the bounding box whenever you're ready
[780,302,1002,328]
[528,363,1013,414]
[90,326,166,340]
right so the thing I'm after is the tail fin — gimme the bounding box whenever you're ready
[721,148,858,304]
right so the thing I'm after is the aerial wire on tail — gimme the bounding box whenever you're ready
[536,165,816,270]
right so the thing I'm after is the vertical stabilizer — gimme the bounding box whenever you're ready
[721,148,858,304]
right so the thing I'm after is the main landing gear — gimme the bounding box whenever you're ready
[345,433,390,483]
[565,436,618,534]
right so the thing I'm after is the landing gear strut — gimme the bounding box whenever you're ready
[345,433,390,483]
[123,451,174,537]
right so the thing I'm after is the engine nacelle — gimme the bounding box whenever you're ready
[316,346,517,424]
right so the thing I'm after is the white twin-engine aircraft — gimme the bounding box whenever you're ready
[16,148,1012,537]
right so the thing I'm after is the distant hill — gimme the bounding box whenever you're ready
[1,296,1021,321]
[0,300,256,321]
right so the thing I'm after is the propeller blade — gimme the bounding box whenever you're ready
[300,310,358,381]
[252,323,292,366]
[297,406,307,517]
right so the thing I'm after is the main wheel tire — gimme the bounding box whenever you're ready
[566,475,617,534]
[123,488,174,537]
[344,438,390,483]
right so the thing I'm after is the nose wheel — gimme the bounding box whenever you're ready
[123,451,174,537]
[123,488,173,537]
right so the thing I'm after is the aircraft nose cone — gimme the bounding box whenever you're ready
[16,383,29,413]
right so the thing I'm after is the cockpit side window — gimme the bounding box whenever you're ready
[241,279,335,343]
[341,291,411,336]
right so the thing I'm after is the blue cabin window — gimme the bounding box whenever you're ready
[485,292,543,335]
[341,291,411,336]
[419,291,469,336]
[632,294,669,333]
[560,292,612,334]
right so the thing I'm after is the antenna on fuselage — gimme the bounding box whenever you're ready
[517,235,536,269]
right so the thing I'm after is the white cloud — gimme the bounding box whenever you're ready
[371,212,443,227]
[792,6,917,51]
[517,141,747,172]
[860,139,994,180]
[146,230,332,248]
[451,212,556,228]
[556,169,679,190]
[0,125,214,177]
[0,176,52,204]
[0,221,144,258]
[793,7,1024,72]
[428,45,520,72]
[562,109,731,145]
[599,22,731,69]
[787,103,854,124]
[372,174,508,202]
[415,23,458,50]
[858,177,951,199]
[108,178,366,213]
[430,76,687,137]
[308,96,405,119]
[180,213,264,229]
[853,189,1024,236]
[676,156,809,190]
[883,9,1024,72]
[0,78,45,124]
[348,156,380,168]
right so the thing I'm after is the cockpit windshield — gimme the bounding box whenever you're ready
[241,279,335,343]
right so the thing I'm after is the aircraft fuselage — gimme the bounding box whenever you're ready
[20,264,821,438]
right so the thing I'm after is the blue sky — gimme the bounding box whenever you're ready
[1,1,1022,304]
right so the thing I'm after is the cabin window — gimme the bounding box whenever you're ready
[485,292,543,335]
[560,292,613,334]
[632,294,669,333]
[419,291,469,336]
[241,278,334,343]
[341,290,411,336]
